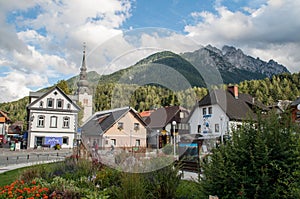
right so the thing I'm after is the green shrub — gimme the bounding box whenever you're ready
[144,163,182,199]
[94,167,121,189]
[176,180,202,199]
[19,164,50,183]
[53,143,61,150]
[112,173,148,199]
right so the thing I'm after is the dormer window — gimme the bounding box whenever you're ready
[39,101,43,108]
[47,98,54,108]
[67,103,71,109]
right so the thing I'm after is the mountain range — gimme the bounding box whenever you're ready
[69,45,289,90]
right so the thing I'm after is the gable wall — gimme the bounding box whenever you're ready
[189,104,229,136]
[104,111,147,148]
[30,89,78,111]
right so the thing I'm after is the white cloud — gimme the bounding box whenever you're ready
[0,0,132,102]
[0,70,48,103]
[184,0,300,73]
[1,0,300,103]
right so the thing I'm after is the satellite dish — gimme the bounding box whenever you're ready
[297,104,300,111]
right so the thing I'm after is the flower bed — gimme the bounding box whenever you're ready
[0,180,49,199]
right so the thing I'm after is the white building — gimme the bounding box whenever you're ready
[27,86,80,148]
[188,86,268,151]
[26,45,93,149]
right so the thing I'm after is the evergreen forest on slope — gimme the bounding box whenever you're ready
[0,72,300,131]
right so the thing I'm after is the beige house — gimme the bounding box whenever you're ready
[81,107,147,151]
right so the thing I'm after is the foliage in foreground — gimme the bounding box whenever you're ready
[0,157,197,198]
[199,112,300,198]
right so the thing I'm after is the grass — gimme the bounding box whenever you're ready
[0,162,58,187]
[0,167,28,186]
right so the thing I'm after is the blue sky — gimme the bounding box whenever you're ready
[0,0,300,103]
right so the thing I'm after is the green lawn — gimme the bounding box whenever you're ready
[0,168,27,186]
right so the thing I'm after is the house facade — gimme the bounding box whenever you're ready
[188,85,268,153]
[0,110,11,144]
[27,86,80,148]
[81,107,147,152]
[144,106,190,149]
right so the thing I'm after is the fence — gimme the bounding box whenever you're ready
[0,151,73,167]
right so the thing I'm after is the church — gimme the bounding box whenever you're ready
[26,45,93,149]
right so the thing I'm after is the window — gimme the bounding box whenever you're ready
[39,101,43,108]
[63,117,70,128]
[57,99,63,109]
[50,116,57,128]
[117,122,123,130]
[35,136,44,146]
[215,124,220,132]
[135,139,140,146]
[197,125,201,133]
[180,112,185,118]
[37,115,45,127]
[63,137,69,145]
[47,98,54,108]
[67,103,71,109]
[111,139,116,146]
[83,99,88,106]
[208,107,212,114]
[134,123,139,130]
[202,108,207,115]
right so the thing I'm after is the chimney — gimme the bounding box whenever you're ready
[228,85,238,99]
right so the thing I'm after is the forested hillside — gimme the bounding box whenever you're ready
[238,73,300,105]
[1,72,300,130]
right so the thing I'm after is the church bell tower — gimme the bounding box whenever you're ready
[77,43,93,123]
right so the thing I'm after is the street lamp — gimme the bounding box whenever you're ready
[156,130,160,150]
[220,115,224,144]
[172,121,177,157]
[77,138,81,161]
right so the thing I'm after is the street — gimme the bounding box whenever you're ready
[0,146,73,171]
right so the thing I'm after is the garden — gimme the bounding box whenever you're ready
[0,156,201,199]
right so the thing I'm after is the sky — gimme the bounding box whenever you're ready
[0,0,300,103]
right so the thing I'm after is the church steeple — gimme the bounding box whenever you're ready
[76,42,93,124]
[77,42,90,95]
